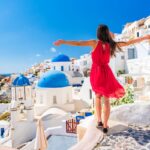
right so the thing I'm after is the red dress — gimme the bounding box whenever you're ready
[90,40,125,98]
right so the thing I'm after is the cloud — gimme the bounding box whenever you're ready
[36,54,41,57]
[50,47,56,53]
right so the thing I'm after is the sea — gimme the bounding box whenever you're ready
[0,74,11,77]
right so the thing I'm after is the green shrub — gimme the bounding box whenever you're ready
[0,99,10,103]
[111,85,134,107]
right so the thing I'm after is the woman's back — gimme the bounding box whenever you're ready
[91,40,110,66]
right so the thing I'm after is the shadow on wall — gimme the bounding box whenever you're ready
[73,99,90,112]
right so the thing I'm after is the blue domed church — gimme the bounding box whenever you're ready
[34,70,75,115]
[11,74,33,102]
[50,54,84,86]
[50,54,71,72]
[10,74,34,139]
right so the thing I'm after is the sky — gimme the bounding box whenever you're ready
[0,0,150,73]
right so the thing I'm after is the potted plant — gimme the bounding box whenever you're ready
[125,76,133,84]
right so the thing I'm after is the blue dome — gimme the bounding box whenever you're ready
[51,54,70,62]
[12,74,30,86]
[37,70,70,88]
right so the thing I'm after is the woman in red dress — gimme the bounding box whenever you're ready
[54,24,150,133]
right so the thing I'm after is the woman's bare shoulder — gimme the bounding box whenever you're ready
[89,40,99,48]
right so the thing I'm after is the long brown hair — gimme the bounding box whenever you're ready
[97,24,122,57]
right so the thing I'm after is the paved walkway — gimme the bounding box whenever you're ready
[94,125,150,150]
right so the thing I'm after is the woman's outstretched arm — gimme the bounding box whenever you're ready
[53,39,97,48]
[117,35,150,47]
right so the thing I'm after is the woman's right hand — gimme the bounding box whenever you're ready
[53,40,65,46]
[143,34,150,40]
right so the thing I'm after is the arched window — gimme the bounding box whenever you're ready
[89,89,92,99]
[18,88,22,100]
[133,80,137,87]
[66,94,69,103]
[53,96,57,104]
[40,95,43,104]
[148,50,150,55]
[12,88,15,100]
[27,88,30,98]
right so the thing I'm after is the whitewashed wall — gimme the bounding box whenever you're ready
[127,56,150,74]
[35,86,73,115]
[0,104,10,113]
[11,121,36,147]
[36,86,72,105]
[80,77,94,106]
[134,42,150,58]
[50,62,72,72]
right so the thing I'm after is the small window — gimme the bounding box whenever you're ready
[83,61,87,65]
[148,25,150,28]
[137,32,140,37]
[121,56,125,60]
[53,96,57,104]
[133,80,137,87]
[89,89,92,99]
[53,66,55,70]
[61,66,64,71]
[128,48,136,59]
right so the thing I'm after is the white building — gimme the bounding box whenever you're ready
[74,53,92,74]
[80,77,95,107]
[113,16,150,75]
[34,70,75,115]
[50,54,72,72]
[11,74,33,102]
[50,54,84,86]
[7,71,88,148]
[10,74,35,147]
[126,41,150,74]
